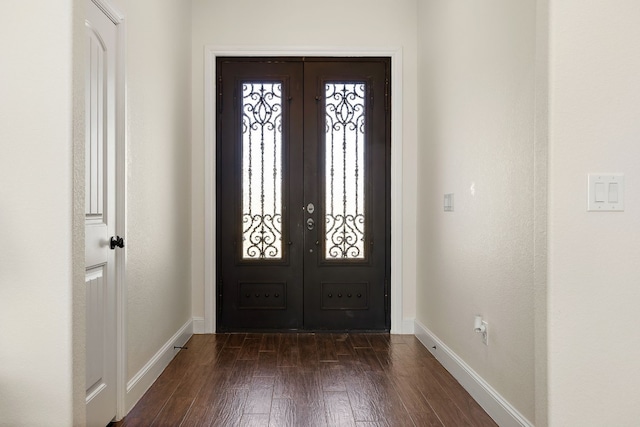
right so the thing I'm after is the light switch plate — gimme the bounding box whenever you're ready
[587,174,624,211]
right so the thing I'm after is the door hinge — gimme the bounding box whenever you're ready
[218,277,223,312]
[384,277,389,315]
[384,277,391,328]
[384,77,390,112]
[217,76,223,113]
[370,82,375,107]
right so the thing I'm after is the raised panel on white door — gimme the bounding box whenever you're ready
[85,15,109,269]
[86,266,106,399]
[85,223,108,268]
[86,30,105,217]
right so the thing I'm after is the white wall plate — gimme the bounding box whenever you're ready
[587,173,624,212]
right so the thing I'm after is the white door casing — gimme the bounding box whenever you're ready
[85,1,118,425]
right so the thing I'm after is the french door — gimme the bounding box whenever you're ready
[217,57,390,331]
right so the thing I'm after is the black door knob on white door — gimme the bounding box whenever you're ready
[110,236,124,249]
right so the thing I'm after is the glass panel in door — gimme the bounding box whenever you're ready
[241,82,283,260]
[324,82,367,260]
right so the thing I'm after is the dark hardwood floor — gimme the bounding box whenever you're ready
[114,333,496,426]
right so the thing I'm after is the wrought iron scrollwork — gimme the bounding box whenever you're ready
[242,82,283,259]
[324,82,366,259]
[325,212,365,258]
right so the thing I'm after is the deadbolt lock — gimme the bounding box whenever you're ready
[306,203,315,214]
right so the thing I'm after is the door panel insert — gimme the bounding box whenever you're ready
[242,82,284,260]
[324,82,366,260]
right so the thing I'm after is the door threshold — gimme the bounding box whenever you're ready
[215,328,391,334]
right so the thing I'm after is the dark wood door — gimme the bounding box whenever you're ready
[217,57,390,331]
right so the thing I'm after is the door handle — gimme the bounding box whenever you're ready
[110,236,125,250]
[306,218,315,230]
[306,203,315,214]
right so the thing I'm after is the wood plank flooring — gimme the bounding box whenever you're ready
[114,334,496,427]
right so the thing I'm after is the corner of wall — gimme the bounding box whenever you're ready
[72,0,88,423]
[125,319,193,413]
[415,320,534,427]
[533,0,549,424]
[402,317,416,334]
[192,317,205,334]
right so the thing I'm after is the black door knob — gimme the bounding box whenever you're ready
[110,236,125,249]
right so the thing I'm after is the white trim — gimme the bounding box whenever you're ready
[114,9,127,421]
[388,50,404,334]
[125,319,193,413]
[192,317,205,334]
[203,46,404,333]
[90,0,124,24]
[203,48,216,333]
[414,320,534,427]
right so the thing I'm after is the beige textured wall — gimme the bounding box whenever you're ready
[0,1,76,424]
[72,0,87,423]
[548,1,640,424]
[416,0,537,422]
[534,0,549,424]
[110,0,193,380]
[190,0,419,328]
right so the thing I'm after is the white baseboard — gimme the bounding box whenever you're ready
[414,320,533,427]
[192,317,205,334]
[125,319,193,413]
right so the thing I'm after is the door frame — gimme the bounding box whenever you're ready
[85,0,127,420]
[204,46,405,334]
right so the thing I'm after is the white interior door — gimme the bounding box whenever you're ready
[85,1,118,425]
